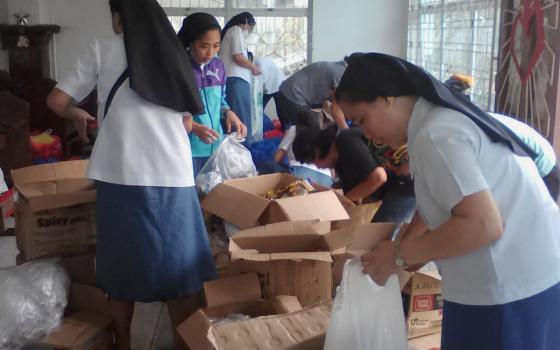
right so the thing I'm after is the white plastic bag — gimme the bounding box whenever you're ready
[324,258,408,350]
[249,75,264,145]
[0,260,70,350]
[195,134,257,194]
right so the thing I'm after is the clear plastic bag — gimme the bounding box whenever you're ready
[0,260,70,350]
[195,134,258,194]
[249,75,264,145]
[324,258,409,350]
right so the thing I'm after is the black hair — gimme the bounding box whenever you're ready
[335,52,416,104]
[221,12,256,40]
[178,13,222,48]
[109,0,123,14]
[293,112,338,164]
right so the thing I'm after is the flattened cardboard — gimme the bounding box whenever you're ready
[179,301,332,350]
[12,160,96,212]
[38,312,112,350]
[202,173,349,229]
[34,283,113,350]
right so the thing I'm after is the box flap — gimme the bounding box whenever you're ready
[11,160,89,188]
[204,273,262,309]
[231,220,325,254]
[313,183,355,208]
[25,190,97,212]
[332,202,381,230]
[270,295,303,314]
[39,312,112,349]
[177,309,216,350]
[202,183,270,229]
[274,191,349,223]
[347,222,399,251]
[320,226,356,251]
[270,252,333,262]
[224,173,298,193]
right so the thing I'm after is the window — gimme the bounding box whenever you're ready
[158,0,312,75]
[408,0,500,111]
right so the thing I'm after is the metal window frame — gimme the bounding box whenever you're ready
[162,0,313,63]
[408,0,500,111]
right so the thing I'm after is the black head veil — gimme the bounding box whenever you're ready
[336,53,537,159]
[114,0,203,114]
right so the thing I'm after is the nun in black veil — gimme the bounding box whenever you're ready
[335,52,560,350]
[47,0,217,348]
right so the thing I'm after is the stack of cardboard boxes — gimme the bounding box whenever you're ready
[10,160,113,350]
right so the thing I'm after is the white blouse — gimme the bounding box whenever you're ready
[408,97,560,305]
[57,34,195,187]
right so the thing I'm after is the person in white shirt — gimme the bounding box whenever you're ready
[47,1,216,348]
[254,57,285,108]
[218,12,261,145]
[336,53,560,350]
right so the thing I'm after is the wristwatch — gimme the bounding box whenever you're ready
[394,240,406,267]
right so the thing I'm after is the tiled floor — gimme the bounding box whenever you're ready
[0,235,175,350]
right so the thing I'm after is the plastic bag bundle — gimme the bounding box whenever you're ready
[324,258,408,350]
[249,75,264,145]
[196,134,258,194]
[0,260,70,350]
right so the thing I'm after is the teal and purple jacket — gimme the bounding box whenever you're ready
[189,56,230,157]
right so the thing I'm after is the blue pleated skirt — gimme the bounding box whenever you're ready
[95,181,217,302]
[442,282,560,350]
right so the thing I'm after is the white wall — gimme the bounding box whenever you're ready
[312,0,408,62]
[1,0,409,79]
[46,0,112,79]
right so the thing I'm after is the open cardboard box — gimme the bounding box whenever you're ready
[32,283,113,350]
[202,173,352,229]
[229,220,354,306]
[177,273,330,350]
[12,161,97,261]
[408,331,441,350]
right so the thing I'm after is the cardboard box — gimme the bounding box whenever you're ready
[178,273,305,349]
[229,220,353,306]
[12,160,97,261]
[408,332,441,350]
[402,270,443,339]
[179,273,331,350]
[202,173,350,229]
[32,283,113,350]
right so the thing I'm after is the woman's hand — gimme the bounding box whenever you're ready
[72,108,95,143]
[192,122,219,144]
[225,111,248,137]
[361,240,399,286]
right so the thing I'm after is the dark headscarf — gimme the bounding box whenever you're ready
[221,12,256,40]
[177,13,221,48]
[336,53,537,159]
[109,0,202,114]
